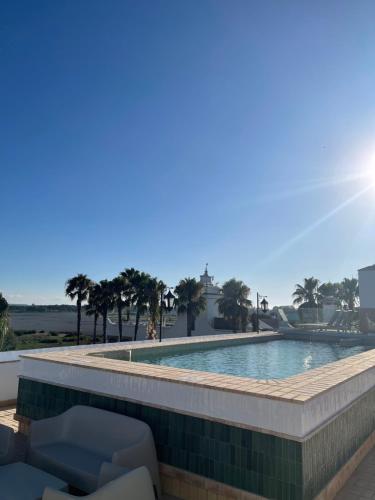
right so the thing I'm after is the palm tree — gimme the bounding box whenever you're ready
[96,280,115,343]
[339,278,359,310]
[110,275,127,341]
[85,283,101,344]
[131,271,151,341]
[145,278,165,340]
[0,293,10,351]
[65,274,92,345]
[292,277,321,308]
[120,268,138,322]
[175,278,206,337]
[217,278,251,332]
[318,282,341,305]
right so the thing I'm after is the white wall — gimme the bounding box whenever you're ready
[359,269,375,309]
[9,311,120,336]
[0,360,19,403]
[0,342,129,404]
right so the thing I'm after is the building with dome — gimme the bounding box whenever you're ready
[196,265,222,327]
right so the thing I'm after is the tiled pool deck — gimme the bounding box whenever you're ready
[18,332,375,404]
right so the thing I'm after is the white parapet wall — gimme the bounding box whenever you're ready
[0,341,134,404]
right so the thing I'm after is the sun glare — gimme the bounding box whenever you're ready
[358,151,375,189]
[363,166,375,188]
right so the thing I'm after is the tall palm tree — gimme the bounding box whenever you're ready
[175,278,206,337]
[85,283,101,344]
[0,293,10,351]
[110,275,127,341]
[145,278,165,340]
[97,280,115,343]
[65,274,92,345]
[339,278,359,310]
[120,268,138,322]
[292,277,321,308]
[217,278,251,332]
[131,271,151,341]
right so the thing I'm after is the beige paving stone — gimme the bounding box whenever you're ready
[335,447,375,500]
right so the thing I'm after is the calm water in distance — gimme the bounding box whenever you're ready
[137,340,368,379]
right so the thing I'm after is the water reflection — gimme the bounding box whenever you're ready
[138,340,368,380]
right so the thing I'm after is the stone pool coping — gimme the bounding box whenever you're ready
[19,332,375,404]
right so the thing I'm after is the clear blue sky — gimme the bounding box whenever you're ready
[1,0,375,306]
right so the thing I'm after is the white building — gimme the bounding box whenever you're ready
[198,266,221,322]
[358,264,375,333]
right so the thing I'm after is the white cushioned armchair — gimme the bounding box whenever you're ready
[27,406,160,497]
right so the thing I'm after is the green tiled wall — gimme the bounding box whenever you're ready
[17,378,303,500]
[302,387,375,499]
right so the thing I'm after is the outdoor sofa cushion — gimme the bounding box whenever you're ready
[28,442,108,493]
[42,465,155,500]
[27,405,160,497]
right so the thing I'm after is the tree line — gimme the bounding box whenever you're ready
[66,271,254,345]
[65,270,210,345]
[292,277,359,310]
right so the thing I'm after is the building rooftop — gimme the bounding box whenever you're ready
[358,264,375,271]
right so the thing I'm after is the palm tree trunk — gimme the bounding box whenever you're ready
[187,311,192,337]
[103,310,107,343]
[77,299,81,345]
[134,309,140,341]
[348,292,355,310]
[117,302,123,342]
[93,314,98,344]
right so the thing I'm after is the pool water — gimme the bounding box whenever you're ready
[136,340,367,379]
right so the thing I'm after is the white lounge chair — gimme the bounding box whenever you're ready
[42,465,155,500]
[0,424,15,465]
[27,406,160,497]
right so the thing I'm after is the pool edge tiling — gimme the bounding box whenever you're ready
[16,333,375,500]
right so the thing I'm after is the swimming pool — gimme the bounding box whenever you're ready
[18,333,375,499]
[133,339,367,379]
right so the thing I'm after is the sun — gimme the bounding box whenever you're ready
[360,153,375,189]
[366,166,375,188]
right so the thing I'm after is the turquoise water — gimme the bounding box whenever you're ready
[136,340,368,379]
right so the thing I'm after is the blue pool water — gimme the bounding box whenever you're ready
[136,340,367,379]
